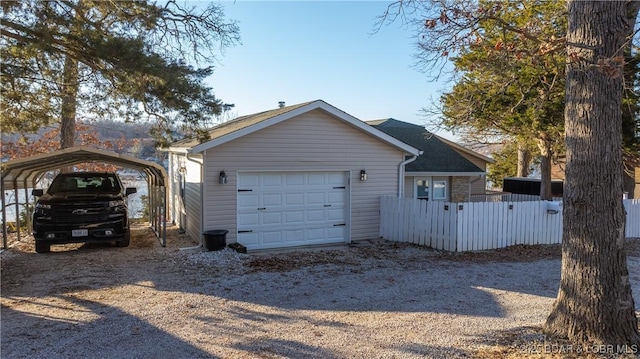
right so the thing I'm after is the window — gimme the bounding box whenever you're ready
[415,177,448,201]
[433,180,447,200]
[416,178,429,200]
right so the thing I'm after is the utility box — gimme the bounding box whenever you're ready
[202,230,228,251]
[546,201,562,215]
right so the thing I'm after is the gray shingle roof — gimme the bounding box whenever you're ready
[367,118,485,173]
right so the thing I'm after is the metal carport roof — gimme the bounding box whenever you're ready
[1,146,168,249]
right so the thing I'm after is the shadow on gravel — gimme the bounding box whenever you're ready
[0,296,220,359]
[0,227,577,358]
[232,338,341,359]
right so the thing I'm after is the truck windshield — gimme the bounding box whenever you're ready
[48,174,121,194]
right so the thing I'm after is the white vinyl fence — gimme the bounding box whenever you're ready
[469,193,562,202]
[380,196,640,252]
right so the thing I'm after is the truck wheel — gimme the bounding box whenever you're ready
[35,241,50,253]
[116,230,130,247]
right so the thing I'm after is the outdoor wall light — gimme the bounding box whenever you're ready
[219,171,228,184]
[360,170,367,181]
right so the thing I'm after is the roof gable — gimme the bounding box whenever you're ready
[367,119,488,174]
[169,101,420,156]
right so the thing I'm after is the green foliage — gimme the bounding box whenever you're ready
[486,145,518,189]
[0,0,240,145]
[440,0,566,147]
[486,141,538,189]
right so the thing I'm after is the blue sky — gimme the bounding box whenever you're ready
[207,1,455,139]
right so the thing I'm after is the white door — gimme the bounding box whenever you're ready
[237,171,348,250]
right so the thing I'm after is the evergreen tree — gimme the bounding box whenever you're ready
[1,0,240,148]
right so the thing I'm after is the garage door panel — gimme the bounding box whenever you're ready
[240,232,259,246]
[285,193,305,205]
[238,213,259,226]
[307,173,327,185]
[307,192,325,204]
[285,211,304,223]
[237,171,348,250]
[263,193,283,206]
[286,174,305,186]
[328,192,345,204]
[238,194,259,208]
[263,174,283,187]
[262,212,283,225]
[263,231,285,244]
[285,229,304,243]
[307,209,326,222]
[238,174,259,187]
[307,228,326,241]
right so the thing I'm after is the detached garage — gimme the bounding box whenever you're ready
[166,100,420,251]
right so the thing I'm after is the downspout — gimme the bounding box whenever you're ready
[179,150,205,251]
[398,152,421,197]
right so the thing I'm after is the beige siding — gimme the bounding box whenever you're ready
[201,109,404,243]
[180,154,203,242]
[469,175,486,195]
[404,177,414,199]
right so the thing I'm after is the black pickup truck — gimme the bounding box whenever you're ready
[32,172,137,253]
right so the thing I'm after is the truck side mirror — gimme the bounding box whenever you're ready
[32,189,44,197]
[125,187,137,196]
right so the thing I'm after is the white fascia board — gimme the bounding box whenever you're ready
[433,134,495,164]
[406,171,486,177]
[189,100,421,156]
[164,146,190,154]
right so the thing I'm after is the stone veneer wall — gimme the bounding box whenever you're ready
[450,176,469,202]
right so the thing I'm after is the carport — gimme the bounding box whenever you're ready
[1,146,168,249]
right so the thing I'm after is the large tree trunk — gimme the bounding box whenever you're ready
[543,1,640,347]
[60,55,78,150]
[516,144,530,177]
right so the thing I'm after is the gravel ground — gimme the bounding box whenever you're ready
[2,225,640,359]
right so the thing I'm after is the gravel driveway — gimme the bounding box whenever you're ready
[2,226,639,359]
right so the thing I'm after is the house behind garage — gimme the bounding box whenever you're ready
[166,100,420,251]
[367,119,493,202]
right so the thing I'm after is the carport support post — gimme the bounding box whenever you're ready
[13,179,20,242]
[1,181,7,250]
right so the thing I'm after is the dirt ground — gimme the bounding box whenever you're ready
[2,225,639,359]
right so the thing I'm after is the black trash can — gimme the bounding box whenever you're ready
[202,230,228,251]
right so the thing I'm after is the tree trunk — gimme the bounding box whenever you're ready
[543,1,640,348]
[536,137,552,200]
[60,55,78,150]
[516,144,530,177]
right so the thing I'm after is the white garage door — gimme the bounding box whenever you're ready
[237,171,348,250]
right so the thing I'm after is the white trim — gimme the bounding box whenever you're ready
[189,100,420,156]
[407,171,485,177]
[433,135,495,164]
[164,147,189,154]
